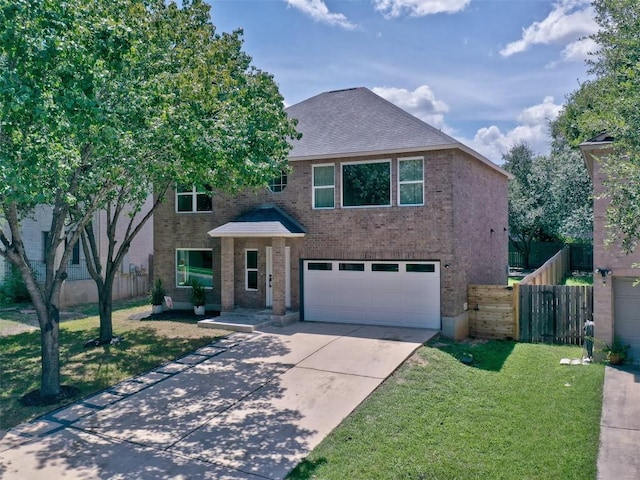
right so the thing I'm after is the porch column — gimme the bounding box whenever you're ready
[271,237,286,316]
[221,237,234,312]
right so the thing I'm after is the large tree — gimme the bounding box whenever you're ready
[0,0,298,397]
[504,141,592,269]
[556,0,640,252]
[70,1,298,345]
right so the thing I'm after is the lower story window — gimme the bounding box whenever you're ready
[246,249,258,291]
[176,249,213,288]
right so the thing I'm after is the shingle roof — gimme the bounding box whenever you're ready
[286,87,458,159]
[285,87,510,179]
[207,204,306,238]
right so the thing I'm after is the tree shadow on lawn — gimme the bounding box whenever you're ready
[428,336,516,372]
[0,326,222,430]
[287,457,328,479]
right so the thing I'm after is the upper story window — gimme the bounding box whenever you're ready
[398,157,424,206]
[268,172,288,193]
[342,160,391,208]
[176,185,212,213]
[313,164,335,209]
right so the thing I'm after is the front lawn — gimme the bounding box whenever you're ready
[289,338,604,480]
[0,300,227,430]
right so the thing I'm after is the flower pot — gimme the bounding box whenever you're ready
[152,304,163,315]
[608,353,623,365]
[194,305,205,316]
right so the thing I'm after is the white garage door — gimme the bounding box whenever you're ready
[302,260,440,329]
[613,277,640,364]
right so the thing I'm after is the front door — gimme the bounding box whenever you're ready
[265,246,291,308]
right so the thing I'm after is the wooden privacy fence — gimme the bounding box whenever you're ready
[518,285,592,344]
[468,284,593,344]
[468,285,517,340]
[520,246,570,286]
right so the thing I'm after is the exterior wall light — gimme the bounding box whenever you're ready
[595,268,612,284]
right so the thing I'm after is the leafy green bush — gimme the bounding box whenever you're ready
[0,265,30,305]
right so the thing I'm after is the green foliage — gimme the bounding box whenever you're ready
[601,336,631,359]
[0,264,30,304]
[189,278,206,307]
[0,0,298,394]
[505,141,593,267]
[148,278,165,306]
[556,0,640,254]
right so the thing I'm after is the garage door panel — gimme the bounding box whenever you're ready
[614,278,640,364]
[303,260,440,329]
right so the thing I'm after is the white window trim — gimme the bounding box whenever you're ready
[245,249,258,291]
[340,159,392,209]
[175,185,212,213]
[398,157,425,206]
[312,163,335,209]
[175,248,213,289]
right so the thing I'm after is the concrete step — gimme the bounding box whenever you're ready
[197,316,273,333]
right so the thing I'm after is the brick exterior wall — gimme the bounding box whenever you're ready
[153,148,509,321]
[588,148,640,348]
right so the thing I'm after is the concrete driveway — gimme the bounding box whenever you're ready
[0,322,437,479]
[598,365,640,480]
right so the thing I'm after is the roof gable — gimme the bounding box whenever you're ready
[207,204,306,238]
[285,87,457,159]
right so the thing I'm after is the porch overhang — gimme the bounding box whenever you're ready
[207,204,307,239]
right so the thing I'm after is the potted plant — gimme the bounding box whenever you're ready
[149,278,165,314]
[190,278,206,315]
[603,336,631,365]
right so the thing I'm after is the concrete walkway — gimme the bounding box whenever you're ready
[0,322,436,480]
[598,365,640,480]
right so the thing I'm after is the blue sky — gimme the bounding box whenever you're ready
[208,0,598,163]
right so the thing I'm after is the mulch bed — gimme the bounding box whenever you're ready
[138,309,220,322]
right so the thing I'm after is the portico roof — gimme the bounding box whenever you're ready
[207,204,307,238]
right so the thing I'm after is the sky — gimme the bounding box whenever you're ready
[208,0,598,163]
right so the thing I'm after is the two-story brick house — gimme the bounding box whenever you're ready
[154,87,511,339]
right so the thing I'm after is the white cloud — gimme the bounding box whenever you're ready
[500,0,598,58]
[373,85,452,132]
[561,37,598,62]
[464,97,563,162]
[372,0,470,18]
[285,0,358,29]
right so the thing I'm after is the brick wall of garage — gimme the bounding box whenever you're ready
[451,151,510,318]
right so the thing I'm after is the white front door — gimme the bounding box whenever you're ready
[265,246,291,308]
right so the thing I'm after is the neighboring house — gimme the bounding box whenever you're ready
[580,134,640,362]
[0,197,153,307]
[154,87,511,339]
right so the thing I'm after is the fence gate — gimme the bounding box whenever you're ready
[519,285,593,344]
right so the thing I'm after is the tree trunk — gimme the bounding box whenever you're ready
[98,283,113,344]
[37,303,61,397]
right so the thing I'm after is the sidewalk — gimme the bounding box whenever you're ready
[598,365,640,480]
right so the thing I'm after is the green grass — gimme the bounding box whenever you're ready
[289,338,604,480]
[0,300,227,430]
[564,275,594,286]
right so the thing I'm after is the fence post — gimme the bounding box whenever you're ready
[513,283,520,341]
